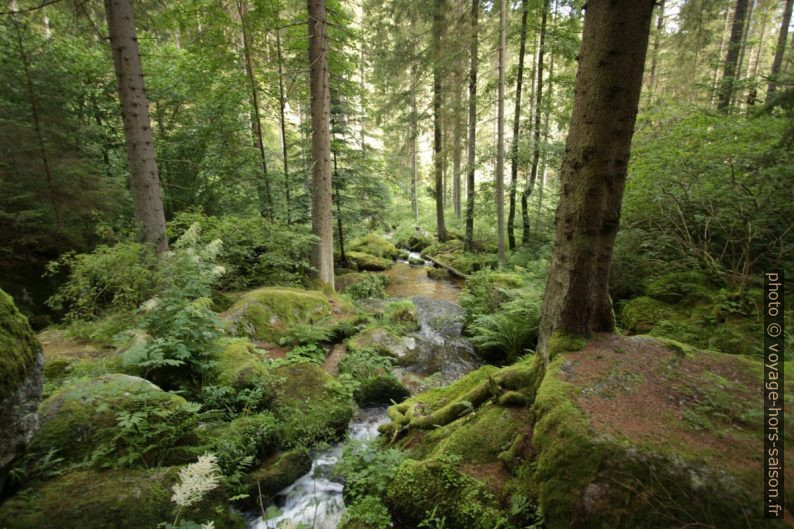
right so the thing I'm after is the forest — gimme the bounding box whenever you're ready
[0,0,792,528]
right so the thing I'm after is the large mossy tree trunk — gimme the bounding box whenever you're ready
[433,0,447,243]
[104,0,168,254]
[717,0,750,110]
[536,0,656,362]
[766,0,793,102]
[464,0,479,252]
[307,0,335,288]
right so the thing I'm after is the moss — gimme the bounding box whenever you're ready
[246,448,312,499]
[426,267,451,280]
[354,375,410,407]
[646,270,712,304]
[351,233,400,260]
[619,296,676,333]
[347,327,411,360]
[0,467,244,529]
[430,404,524,464]
[347,251,393,271]
[196,412,281,465]
[33,374,187,464]
[386,457,508,529]
[546,330,587,358]
[383,299,419,331]
[226,287,332,342]
[0,289,41,400]
[214,338,270,388]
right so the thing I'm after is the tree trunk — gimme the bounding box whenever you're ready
[104,0,168,254]
[536,0,656,362]
[646,0,665,105]
[508,0,529,251]
[767,0,793,101]
[711,4,733,108]
[237,0,272,219]
[464,0,479,252]
[717,0,750,110]
[522,0,549,245]
[410,12,419,226]
[733,0,755,107]
[453,81,463,219]
[495,0,507,263]
[433,0,447,242]
[276,26,292,225]
[10,11,61,229]
[333,151,346,265]
[307,0,334,287]
[537,0,557,226]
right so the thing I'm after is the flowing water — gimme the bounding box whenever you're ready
[248,254,477,529]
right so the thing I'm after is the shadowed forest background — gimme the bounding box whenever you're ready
[0,0,793,528]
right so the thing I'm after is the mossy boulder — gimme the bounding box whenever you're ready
[0,289,43,492]
[225,287,332,342]
[347,327,416,363]
[347,251,393,272]
[214,338,272,390]
[354,375,410,407]
[426,267,451,280]
[383,299,419,331]
[645,270,712,304]
[32,374,189,465]
[351,233,400,260]
[270,361,355,447]
[618,296,676,333]
[246,448,312,500]
[0,467,244,529]
[533,334,791,529]
[196,412,281,466]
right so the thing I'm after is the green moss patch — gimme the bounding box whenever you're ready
[347,251,393,272]
[350,233,400,260]
[0,289,41,400]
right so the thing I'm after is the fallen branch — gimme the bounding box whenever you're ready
[422,254,470,279]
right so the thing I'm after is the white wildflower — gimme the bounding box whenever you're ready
[128,328,151,345]
[140,297,159,313]
[200,522,215,529]
[171,453,221,509]
[176,223,202,248]
[205,239,223,257]
[211,264,226,278]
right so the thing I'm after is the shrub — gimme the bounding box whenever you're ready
[343,273,389,300]
[340,495,392,529]
[335,441,407,502]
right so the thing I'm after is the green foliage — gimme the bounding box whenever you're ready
[336,441,407,502]
[339,348,393,379]
[340,496,392,529]
[45,242,158,321]
[121,225,224,390]
[343,273,389,300]
[0,288,41,399]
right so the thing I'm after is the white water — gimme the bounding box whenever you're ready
[250,408,390,529]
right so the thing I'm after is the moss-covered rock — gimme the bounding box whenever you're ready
[347,251,393,272]
[246,448,312,500]
[354,375,410,407]
[351,233,400,260]
[196,412,281,467]
[0,289,43,493]
[645,270,712,304]
[0,467,244,529]
[225,287,332,342]
[533,334,791,529]
[426,267,451,280]
[347,327,416,363]
[270,361,355,447]
[383,299,419,331]
[33,374,188,465]
[618,296,676,333]
[214,338,271,389]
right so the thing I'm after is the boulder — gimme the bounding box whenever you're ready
[346,251,393,272]
[0,467,244,529]
[0,289,43,493]
[354,375,410,407]
[350,233,400,260]
[225,287,332,342]
[347,327,416,363]
[246,449,312,499]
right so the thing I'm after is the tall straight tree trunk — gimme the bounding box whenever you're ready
[433,0,447,242]
[333,151,346,265]
[522,0,549,244]
[307,0,334,287]
[495,0,507,263]
[10,11,61,228]
[464,0,479,252]
[410,12,419,225]
[237,0,272,218]
[453,81,463,219]
[647,0,665,105]
[104,0,168,254]
[711,4,733,107]
[717,0,750,110]
[508,0,529,251]
[537,0,557,225]
[536,0,656,362]
[733,0,755,107]
[276,26,291,225]
[767,0,794,101]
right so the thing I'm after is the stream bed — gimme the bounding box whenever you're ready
[248,254,476,529]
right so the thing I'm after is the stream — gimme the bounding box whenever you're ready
[248,253,477,529]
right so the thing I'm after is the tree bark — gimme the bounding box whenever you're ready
[410,11,419,226]
[767,0,793,101]
[711,4,733,108]
[237,0,273,219]
[464,0,479,252]
[536,0,656,362]
[453,81,463,219]
[307,0,334,287]
[276,26,291,225]
[522,0,548,244]
[508,0,529,251]
[433,0,447,242]
[333,151,346,265]
[104,0,168,254]
[537,0,557,226]
[717,0,750,110]
[495,0,507,263]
